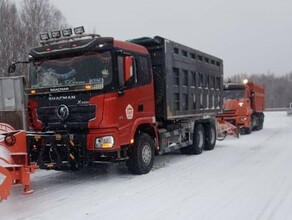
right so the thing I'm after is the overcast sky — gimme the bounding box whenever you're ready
[50,0,292,77]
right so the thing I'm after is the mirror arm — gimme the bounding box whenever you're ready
[8,60,31,75]
[118,87,125,96]
[116,50,131,57]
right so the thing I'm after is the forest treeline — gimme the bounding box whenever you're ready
[0,0,291,108]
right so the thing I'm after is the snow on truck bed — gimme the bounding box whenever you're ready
[1,111,292,220]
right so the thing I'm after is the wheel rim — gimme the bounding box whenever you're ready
[210,128,216,144]
[142,144,152,166]
[198,130,204,148]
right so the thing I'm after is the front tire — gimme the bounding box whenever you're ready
[258,114,264,130]
[127,133,155,175]
[245,127,252,134]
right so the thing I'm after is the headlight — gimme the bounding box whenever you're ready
[240,117,247,121]
[95,136,114,149]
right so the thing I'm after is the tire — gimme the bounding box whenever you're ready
[253,114,264,131]
[180,123,205,155]
[244,116,252,134]
[204,123,216,150]
[258,115,264,130]
[245,126,252,134]
[127,133,155,175]
[258,121,263,130]
[252,116,259,131]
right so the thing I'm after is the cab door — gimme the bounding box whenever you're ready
[117,54,155,145]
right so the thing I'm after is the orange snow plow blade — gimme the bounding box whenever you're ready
[216,119,240,141]
[0,123,37,202]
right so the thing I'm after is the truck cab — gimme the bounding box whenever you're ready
[217,81,265,134]
[25,28,157,172]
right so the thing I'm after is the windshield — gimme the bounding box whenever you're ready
[29,51,112,89]
[224,89,245,100]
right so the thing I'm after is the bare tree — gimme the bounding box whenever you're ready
[20,0,67,52]
[0,0,67,77]
[0,0,23,76]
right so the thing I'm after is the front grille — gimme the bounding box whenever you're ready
[221,109,237,116]
[37,105,96,123]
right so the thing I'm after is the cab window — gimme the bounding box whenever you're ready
[136,56,151,85]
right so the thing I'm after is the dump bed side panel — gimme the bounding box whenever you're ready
[131,36,223,121]
[248,82,265,113]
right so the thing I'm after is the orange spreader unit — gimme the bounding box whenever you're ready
[0,123,37,202]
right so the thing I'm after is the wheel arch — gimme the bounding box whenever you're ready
[134,123,158,150]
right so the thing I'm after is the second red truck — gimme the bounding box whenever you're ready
[216,80,265,134]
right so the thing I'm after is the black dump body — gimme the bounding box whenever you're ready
[130,36,223,121]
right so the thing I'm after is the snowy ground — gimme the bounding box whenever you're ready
[1,111,292,220]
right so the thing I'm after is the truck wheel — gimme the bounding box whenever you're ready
[191,124,205,154]
[258,115,264,130]
[253,115,263,131]
[245,127,252,134]
[204,124,216,150]
[127,133,155,175]
[180,124,205,155]
[258,121,263,130]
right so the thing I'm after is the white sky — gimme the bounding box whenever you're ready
[49,0,292,76]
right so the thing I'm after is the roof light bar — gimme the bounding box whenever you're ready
[51,30,61,39]
[62,28,73,37]
[74,26,85,35]
[39,33,50,41]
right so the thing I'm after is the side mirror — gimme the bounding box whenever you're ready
[118,55,136,92]
[7,60,31,75]
[124,56,136,87]
[8,63,16,74]
[124,56,133,82]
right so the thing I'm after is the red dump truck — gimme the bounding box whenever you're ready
[4,27,223,177]
[216,80,265,134]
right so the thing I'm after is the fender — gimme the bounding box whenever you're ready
[129,116,158,146]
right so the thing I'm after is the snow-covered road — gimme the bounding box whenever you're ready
[1,111,291,220]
